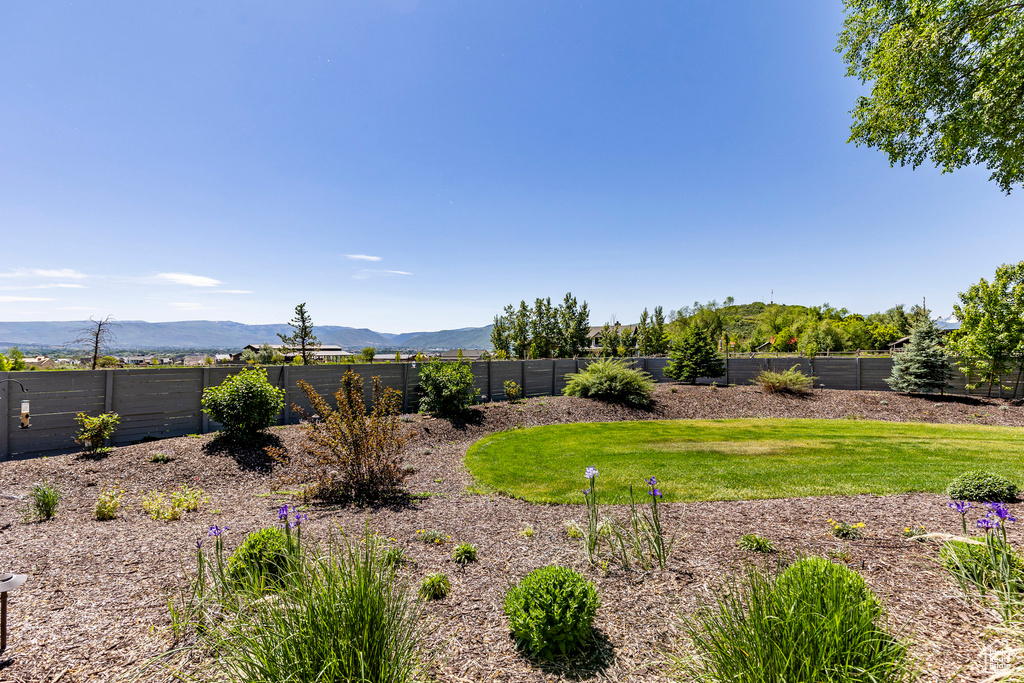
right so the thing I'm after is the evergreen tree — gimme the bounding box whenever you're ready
[666,325,726,383]
[651,306,669,354]
[278,303,320,365]
[556,292,591,358]
[636,309,653,356]
[509,301,531,359]
[887,317,954,394]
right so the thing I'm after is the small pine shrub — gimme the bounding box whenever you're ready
[229,527,295,588]
[201,367,285,441]
[752,364,814,395]
[417,360,479,417]
[269,373,408,503]
[452,542,478,564]
[680,556,911,682]
[947,471,1019,502]
[419,573,451,600]
[27,479,60,521]
[75,412,120,452]
[738,533,776,553]
[503,565,600,660]
[94,485,124,521]
[503,380,523,402]
[562,358,654,408]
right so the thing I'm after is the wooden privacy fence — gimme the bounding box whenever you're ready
[0,357,1019,460]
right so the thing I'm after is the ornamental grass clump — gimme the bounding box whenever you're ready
[269,371,408,503]
[419,573,451,600]
[738,533,776,553]
[562,358,654,408]
[751,364,814,395]
[503,565,600,661]
[170,514,430,683]
[947,470,1019,502]
[679,556,913,683]
[26,479,60,521]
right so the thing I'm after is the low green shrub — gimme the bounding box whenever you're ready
[562,358,654,408]
[452,542,478,564]
[26,479,60,521]
[229,527,296,588]
[75,412,120,453]
[94,485,123,521]
[738,533,776,553]
[752,364,814,395]
[419,573,451,600]
[417,361,479,417]
[828,518,865,539]
[947,470,1019,502]
[201,367,285,440]
[680,556,912,682]
[503,565,600,660]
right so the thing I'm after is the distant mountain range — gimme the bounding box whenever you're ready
[0,320,494,353]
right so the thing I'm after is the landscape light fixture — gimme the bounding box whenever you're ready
[0,573,28,654]
[0,379,29,429]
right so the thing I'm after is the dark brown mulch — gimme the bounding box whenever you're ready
[2,385,1024,682]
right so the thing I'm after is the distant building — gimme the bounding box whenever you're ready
[23,356,56,370]
[586,324,638,355]
[439,349,489,361]
[889,316,961,352]
[233,344,354,363]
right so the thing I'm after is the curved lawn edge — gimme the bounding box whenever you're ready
[464,418,1024,504]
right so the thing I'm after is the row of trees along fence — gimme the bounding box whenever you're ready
[2,356,1021,460]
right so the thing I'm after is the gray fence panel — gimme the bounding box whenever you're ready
[6,370,107,457]
[860,358,893,391]
[728,358,770,387]
[489,361,523,401]
[646,358,671,382]
[523,360,554,398]
[554,359,579,394]
[807,358,859,391]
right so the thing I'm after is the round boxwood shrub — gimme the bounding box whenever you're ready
[947,470,1019,502]
[228,527,294,588]
[503,565,599,660]
[201,366,285,440]
[774,556,880,614]
[562,358,654,408]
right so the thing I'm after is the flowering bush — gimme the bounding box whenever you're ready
[828,519,865,539]
[581,468,675,570]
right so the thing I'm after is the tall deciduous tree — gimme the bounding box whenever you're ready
[490,314,511,357]
[887,317,954,394]
[666,325,726,384]
[948,262,1024,396]
[838,1,1024,193]
[556,292,591,358]
[278,303,320,365]
[69,315,119,370]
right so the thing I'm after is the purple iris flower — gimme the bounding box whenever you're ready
[208,524,228,537]
[278,505,289,521]
[949,501,974,515]
[987,502,1017,523]
[649,488,663,499]
[978,518,1000,531]
[646,476,657,487]
[581,488,591,496]
[195,538,204,549]
[290,513,308,529]
[585,466,598,480]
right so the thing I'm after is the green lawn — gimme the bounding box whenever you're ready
[464,418,1024,503]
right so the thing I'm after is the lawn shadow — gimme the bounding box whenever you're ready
[920,393,988,407]
[301,489,426,515]
[517,627,616,680]
[203,431,282,472]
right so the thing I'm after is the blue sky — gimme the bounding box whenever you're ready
[1,1,1021,332]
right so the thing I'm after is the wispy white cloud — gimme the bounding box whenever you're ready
[0,295,54,302]
[207,289,253,295]
[36,283,87,289]
[351,268,413,280]
[345,254,382,262]
[59,306,98,311]
[0,268,88,279]
[157,273,222,287]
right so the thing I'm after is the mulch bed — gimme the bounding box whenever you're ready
[2,385,1024,682]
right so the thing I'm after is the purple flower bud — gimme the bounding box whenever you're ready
[195,538,204,549]
[646,476,657,487]
[581,488,591,496]
[208,524,225,537]
[278,505,289,521]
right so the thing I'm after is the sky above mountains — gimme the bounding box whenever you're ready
[1,2,1021,332]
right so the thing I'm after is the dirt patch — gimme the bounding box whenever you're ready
[1,385,1023,682]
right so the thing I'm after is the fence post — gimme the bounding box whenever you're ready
[520,361,526,398]
[282,366,291,425]
[725,357,730,386]
[856,356,862,391]
[551,360,556,396]
[0,372,9,461]
[104,370,114,414]
[201,367,210,433]
[401,363,409,414]
[487,361,492,402]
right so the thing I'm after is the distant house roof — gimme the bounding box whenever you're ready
[439,349,488,361]
[243,344,344,352]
